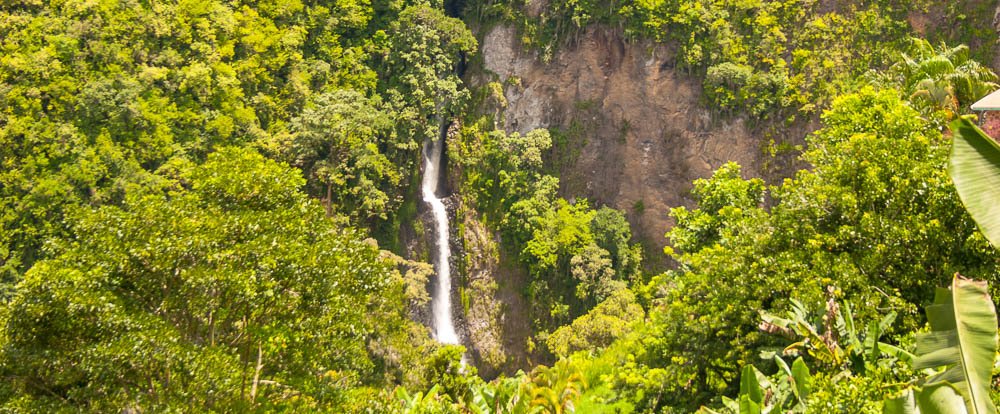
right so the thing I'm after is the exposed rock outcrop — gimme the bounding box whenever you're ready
[475,25,808,259]
[460,211,509,378]
[455,23,816,375]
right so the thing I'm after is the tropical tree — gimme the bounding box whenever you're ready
[882,115,1000,414]
[877,38,997,118]
[383,5,477,148]
[590,206,643,283]
[883,276,998,414]
[423,345,478,403]
[545,289,644,357]
[396,384,457,414]
[611,87,999,411]
[0,0,424,287]
[466,373,533,414]
[527,359,587,414]
[569,243,620,303]
[454,126,553,226]
[698,358,812,414]
[949,116,1000,248]
[758,296,913,373]
[0,148,406,411]
[286,89,397,221]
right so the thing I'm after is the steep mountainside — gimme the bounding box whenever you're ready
[473,25,810,259]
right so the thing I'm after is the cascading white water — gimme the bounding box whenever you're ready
[421,136,460,345]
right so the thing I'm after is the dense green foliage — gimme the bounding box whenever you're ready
[400,85,1000,412]
[453,120,642,333]
[474,0,903,117]
[469,0,1000,122]
[0,0,475,282]
[0,148,426,411]
[4,0,1000,412]
[598,87,1000,411]
[400,0,1000,410]
[872,38,998,121]
[0,0,474,410]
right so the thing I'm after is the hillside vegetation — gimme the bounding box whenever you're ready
[2,0,1000,412]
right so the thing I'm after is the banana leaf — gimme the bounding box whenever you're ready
[949,116,1000,247]
[913,275,997,414]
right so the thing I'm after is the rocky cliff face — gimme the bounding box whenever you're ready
[455,23,818,374]
[451,3,1000,375]
[474,25,808,259]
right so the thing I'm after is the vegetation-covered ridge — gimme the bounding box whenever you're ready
[469,0,999,120]
[0,0,475,410]
[3,0,1000,413]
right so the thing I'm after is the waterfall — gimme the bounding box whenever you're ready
[421,136,460,345]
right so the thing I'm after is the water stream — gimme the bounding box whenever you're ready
[421,136,460,346]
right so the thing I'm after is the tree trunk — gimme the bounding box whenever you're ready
[250,343,264,402]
